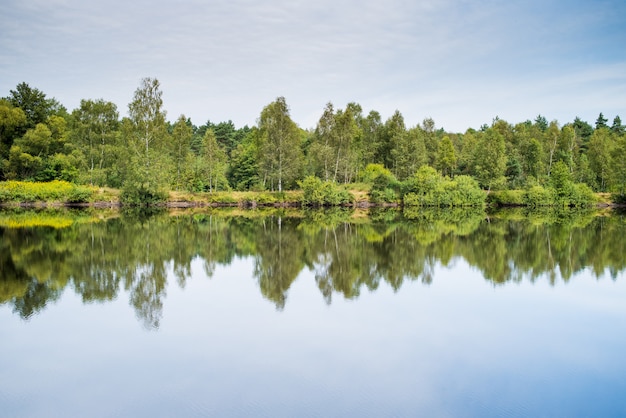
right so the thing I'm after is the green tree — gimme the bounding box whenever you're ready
[611,116,624,135]
[202,129,228,193]
[257,97,302,192]
[0,99,27,167]
[472,128,507,191]
[436,135,457,177]
[534,114,549,131]
[121,77,169,203]
[6,82,56,130]
[70,99,119,186]
[595,113,608,130]
[332,106,359,183]
[360,110,384,166]
[610,135,626,196]
[310,102,336,181]
[228,129,259,190]
[170,115,192,191]
[422,117,438,165]
[385,110,409,179]
[587,128,614,191]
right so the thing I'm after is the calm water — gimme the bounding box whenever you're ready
[1,207,625,417]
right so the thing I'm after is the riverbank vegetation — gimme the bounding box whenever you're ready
[1,79,624,207]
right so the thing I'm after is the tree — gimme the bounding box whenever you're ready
[310,102,336,181]
[587,128,613,191]
[610,135,626,196]
[202,129,228,193]
[595,113,608,130]
[170,115,192,191]
[360,110,384,166]
[534,114,548,132]
[257,97,302,192]
[122,77,169,203]
[0,100,27,170]
[611,115,624,135]
[422,117,438,165]
[385,110,408,179]
[332,106,359,183]
[71,99,119,186]
[472,128,507,190]
[436,135,457,177]
[228,129,259,190]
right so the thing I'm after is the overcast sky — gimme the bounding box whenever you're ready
[1,0,625,132]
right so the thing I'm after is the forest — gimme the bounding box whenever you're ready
[1,77,625,205]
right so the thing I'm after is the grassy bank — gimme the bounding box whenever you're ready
[0,180,619,208]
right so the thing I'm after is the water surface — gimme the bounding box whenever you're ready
[1,208,625,417]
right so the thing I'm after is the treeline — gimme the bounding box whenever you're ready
[1,78,625,204]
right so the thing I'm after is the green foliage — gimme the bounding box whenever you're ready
[523,185,556,207]
[119,182,167,205]
[367,167,400,204]
[486,189,525,206]
[402,166,485,207]
[298,175,353,206]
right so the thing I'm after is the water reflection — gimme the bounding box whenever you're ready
[1,207,624,328]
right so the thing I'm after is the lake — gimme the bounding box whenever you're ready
[1,207,625,417]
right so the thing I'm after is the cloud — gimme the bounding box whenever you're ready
[1,0,624,131]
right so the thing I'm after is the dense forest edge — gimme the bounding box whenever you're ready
[1,78,625,208]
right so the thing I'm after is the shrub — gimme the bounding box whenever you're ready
[487,189,525,206]
[299,176,354,206]
[524,185,555,207]
[569,183,597,207]
[120,184,168,205]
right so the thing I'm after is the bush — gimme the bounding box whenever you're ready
[120,184,168,205]
[402,168,485,207]
[524,185,556,207]
[569,183,597,207]
[368,169,401,204]
[299,176,354,206]
[487,189,525,206]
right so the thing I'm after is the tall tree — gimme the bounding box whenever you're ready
[611,115,624,135]
[595,113,608,130]
[0,99,27,168]
[122,77,169,202]
[71,99,119,186]
[332,106,359,183]
[310,102,336,181]
[257,97,302,192]
[472,128,507,190]
[386,110,408,178]
[202,129,228,193]
[6,82,55,130]
[587,128,613,191]
[170,115,193,191]
[436,135,457,177]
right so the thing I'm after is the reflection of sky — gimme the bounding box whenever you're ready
[1,257,625,417]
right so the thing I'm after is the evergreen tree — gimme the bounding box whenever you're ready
[611,115,624,135]
[595,112,608,130]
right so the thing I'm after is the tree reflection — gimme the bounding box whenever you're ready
[1,207,625,326]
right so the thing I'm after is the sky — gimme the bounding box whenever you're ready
[1,0,625,133]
